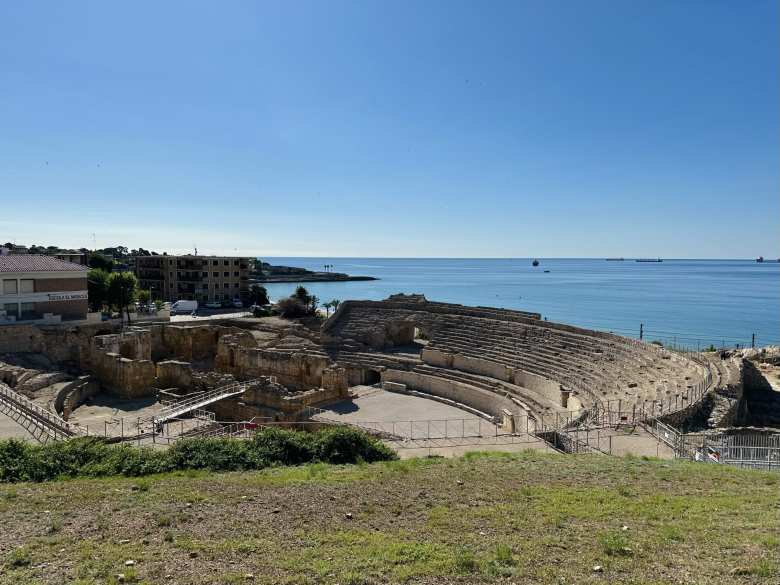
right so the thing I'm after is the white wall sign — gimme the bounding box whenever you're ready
[47,292,88,301]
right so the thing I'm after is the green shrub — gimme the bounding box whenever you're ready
[0,426,396,483]
[0,439,34,482]
[250,427,315,466]
[168,438,253,471]
[315,426,397,464]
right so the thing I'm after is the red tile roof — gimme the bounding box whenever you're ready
[0,254,89,273]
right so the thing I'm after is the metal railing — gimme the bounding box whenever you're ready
[586,368,714,426]
[152,381,254,426]
[0,382,87,443]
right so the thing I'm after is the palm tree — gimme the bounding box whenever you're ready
[323,300,333,317]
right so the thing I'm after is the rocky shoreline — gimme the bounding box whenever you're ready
[250,262,377,283]
[252,273,377,283]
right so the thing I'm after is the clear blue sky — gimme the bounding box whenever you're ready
[1,1,778,258]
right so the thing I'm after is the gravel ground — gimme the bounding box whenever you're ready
[0,451,776,584]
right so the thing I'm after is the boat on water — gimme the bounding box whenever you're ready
[532,259,539,267]
[756,256,764,263]
[636,258,663,263]
[606,257,625,261]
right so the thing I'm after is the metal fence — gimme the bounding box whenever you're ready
[587,369,713,426]
[678,432,780,471]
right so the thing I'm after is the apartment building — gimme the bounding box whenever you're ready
[0,255,88,324]
[135,255,250,303]
[53,252,88,265]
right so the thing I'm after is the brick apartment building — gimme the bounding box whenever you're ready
[135,255,250,303]
[0,255,89,323]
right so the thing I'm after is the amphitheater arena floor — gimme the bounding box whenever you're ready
[316,386,557,459]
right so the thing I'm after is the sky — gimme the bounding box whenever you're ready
[1,1,778,258]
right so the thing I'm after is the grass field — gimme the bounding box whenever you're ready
[1,451,777,584]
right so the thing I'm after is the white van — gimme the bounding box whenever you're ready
[170,300,198,315]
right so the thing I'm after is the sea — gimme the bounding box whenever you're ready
[261,258,780,349]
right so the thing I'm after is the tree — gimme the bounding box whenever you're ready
[137,289,151,305]
[87,268,110,311]
[107,272,138,323]
[323,299,340,317]
[88,253,114,272]
[277,297,308,319]
[293,285,311,305]
[250,284,269,306]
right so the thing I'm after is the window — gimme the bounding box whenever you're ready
[2,280,17,295]
[224,283,229,289]
[214,294,221,300]
[20,303,35,320]
[213,272,219,277]
[223,260,229,266]
[201,272,208,277]
[20,279,34,293]
[2,303,18,318]
[233,260,239,266]
[223,271,229,277]
[233,271,239,277]
[212,260,218,266]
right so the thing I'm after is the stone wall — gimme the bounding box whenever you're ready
[0,322,119,365]
[216,337,334,390]
[153,324,256,363]
[53,376,100,419]
[738,359,780,427]
[89,329,151,362]
[156,360,193,390]
[382,368,518,419]
[209,379,346,421]
[90,351,156,399]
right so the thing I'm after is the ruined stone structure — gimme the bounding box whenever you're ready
[1,295,777,438]
[321,295,713,421]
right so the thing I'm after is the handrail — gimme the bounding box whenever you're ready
[152,380,256,425]
[0,382,88,439]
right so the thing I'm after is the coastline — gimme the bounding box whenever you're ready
[251,274,377,283]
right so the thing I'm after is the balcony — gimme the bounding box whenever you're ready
[178,272,204,282]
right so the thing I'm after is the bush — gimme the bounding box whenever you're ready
[276,297,308,318]
[168,438,253,472]
[315,427,397,464]
[0,427,396,483]
[251,427,315,466]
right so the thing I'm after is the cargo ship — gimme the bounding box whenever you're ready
[636,258,663,263]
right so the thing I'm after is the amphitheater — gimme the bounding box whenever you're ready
[1,294,778,459]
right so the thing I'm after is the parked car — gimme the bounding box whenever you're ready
[204,301,222,309]
[232,298,244,309]
[170,300,198,315]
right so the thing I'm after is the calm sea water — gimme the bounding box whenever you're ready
[262,258,780,348]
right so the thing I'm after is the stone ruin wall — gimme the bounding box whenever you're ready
[215,334,348,394]
[382,369,518,419]
[0,322,121,367]
[209,380,348,422]
[58,323,350,405]
[421,348,576,410]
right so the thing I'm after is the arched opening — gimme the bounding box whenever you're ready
[413,326,430,345]
[364,369,381,385]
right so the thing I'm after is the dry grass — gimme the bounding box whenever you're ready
[1,451,777,584]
